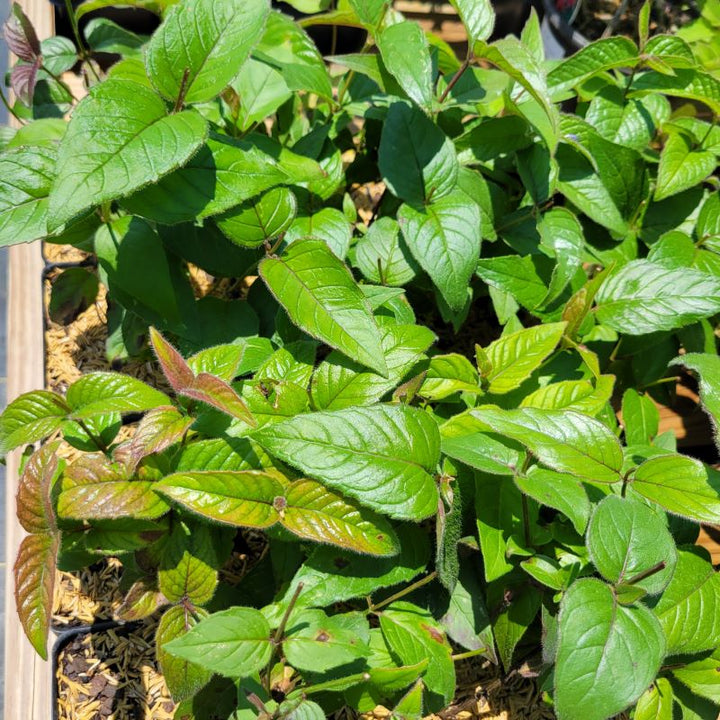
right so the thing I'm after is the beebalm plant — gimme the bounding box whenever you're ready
[2,0,720,717]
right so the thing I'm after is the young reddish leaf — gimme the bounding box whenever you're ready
[14,533,58,660]
[181,373,256,427]
[117,578,169,621]
[4,2,41,62]
[281,479,400,557]
[127,406,194,471]
[65,452,128,486]
[58,479,170,520]
[149,326,194,392]
[11,59,40,106]
[16,440,60,534]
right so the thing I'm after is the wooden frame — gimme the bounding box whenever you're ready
[4,2,54,718]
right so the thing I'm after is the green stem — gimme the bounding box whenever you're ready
[41,63,78,102]
[368,571,437,613]
[76,418,109,454]
[521,493,531,547]
[0,85,24,123]
[264,582,304,694]
[452,648,488,662]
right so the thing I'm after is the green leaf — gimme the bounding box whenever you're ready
[555,578,665,720]
[398,191,480,312]
[652,548,720,655]
[656,132,716,201]
[155,470,284,528]
[587,495,676,594]
[348,0,388,27]
[14,533,58,661]
[164,606,273,678]
[476,255,548,311]
[278,699,326,720]
[622,388,660,445]
[216,187,296,248]
[537,208,584,305]
[159,521,221,605]
[157,606,212,702]
[379,602,455,710]
[281,478,399,556]
[379,102,458,206]
[472,406,623,483]
[123,134,300,225]
[278,526,429,610]
[259,239,387,376]
[515,466,590,534]
[671,353,720,448]
[377,22,434,109]
[520,377,615,417]
[0,389,69,455]
[632,454,720,523]
[252,404,440,521]
[311,324,434,411]
[440,413,523,476]
[449,0,494,47]
[284,609,370,672]
[629,69,720,116]
[672,648,720,705]
[48,79,207,229]
[145,0,269,104]
[355,217,419,287]
[634,677,674,720]
[176,437,273,472]
[285,208,352,260]
[0,145,56,246]
[233,58,291,131]
[547,37,639,93]
[253,11,332,100]
[85,17,146,56]
[483,322,565,394]
[420,354,479,401]
[393,680,424,718]
[595,260,720,334]
[66,372,171,419]
[48,267,99,325]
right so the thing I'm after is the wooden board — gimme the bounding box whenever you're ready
[4,2,55,718]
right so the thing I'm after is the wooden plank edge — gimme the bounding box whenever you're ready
[5,3,55,719]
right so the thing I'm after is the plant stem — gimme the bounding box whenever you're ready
[173,68,191,113]
[368,571,437,613]
[77,418,109,454]
[41,64,78,102]
[0,85,24,123]
[452,648,488,662]
[626,561,666,586]
[439,48,472,104]
[264,582,304,694]
[521,493,531,547]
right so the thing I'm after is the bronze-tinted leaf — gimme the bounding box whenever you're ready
[14,533,58,659]
[58,479,169,520]
[65,452,128,487]
[149,327,194,392]
[181,372,256,427]
[117,578,168,621]
[3,3,40,61]
[128,406,194,471]
[16,440,60,534]
[10,58,40,106]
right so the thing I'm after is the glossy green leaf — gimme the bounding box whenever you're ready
[0,145,56,245]
[157,606,212,702]
[377,22,433,109]
[285,207,352,260]
[595,260,720,334]
[285,609,370,672]
[14,533,58,660]
[629,69,720,115]
[260,239,387,375]
[145,0,270,104]
[48,79,207,229]
[348,0,388,27]
[490,580,541,671]
[379,602,455,710]
[66,372,171,419]
[379,102,458,206]
[672,648,720,705]
[632,454,720,523]
[252,404,440,521]
[164,606,273,678]
[476,255,548,310]
[449,0,494,47]
[355,217,418,287]
[420,353,479,401]
[515,466,590,534]
[483,322,565,394]
[587,495,676,594]
[634,677,674,720]
[622,388,660,445]
[555,578,665,720]
[398,191,480,312]
[472,406,623,483]
[233,58,291,131]
[0,389,69,455]
[159,521,221,605]
[520,376,614,417]
[548,37,639,93]
[656,132,716,201]
[311,323,434,411]
[653,548,720,655]
[537,208,584,304]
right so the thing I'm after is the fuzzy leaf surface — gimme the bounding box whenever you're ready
[0,389,68,455]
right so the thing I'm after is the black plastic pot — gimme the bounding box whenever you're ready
[51,620,140,720]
